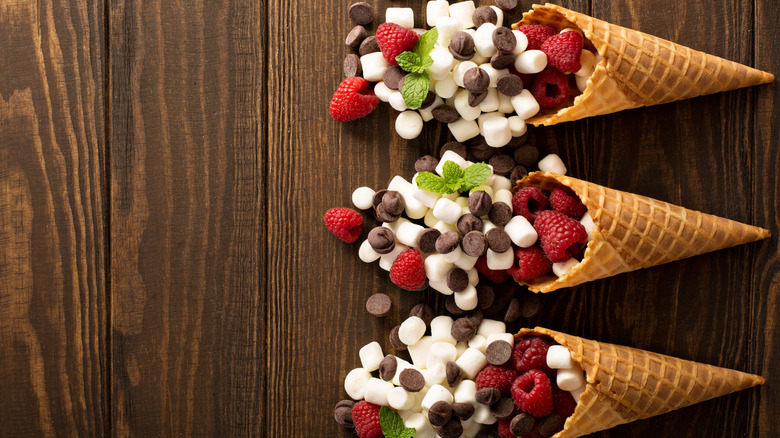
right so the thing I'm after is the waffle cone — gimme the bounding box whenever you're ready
[513,172,770,293]
[516,327,765,437]
[512,4,775,126]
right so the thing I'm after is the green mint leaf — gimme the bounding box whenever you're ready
[419,55,434,72]
[415,171,454,194]
[401,72,429,109]
[442,160,464,183]
[414,28,439,59]
[380,406,416,438]
[461,162,492,192]
[396,51,422,73]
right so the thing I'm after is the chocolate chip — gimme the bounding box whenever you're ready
[381,191,405,216]
[415,155,439,173]
[409,303,435,327]
[428,401,453,427]
[490,52,516,70]
[446,268,469,293]
[491,397,516,419]
[348,2,374,25]
[420,91,437,109]
[379,355,398,381]
[486,228,511,253]
[497,74,524,96]
[446,361,463,387]
[440,141,468,159]
[475,387,501,406]
[375,204,399,222]
[468,191,493,217]
[449,31,476,61]
[359,35,380,56]
[335,399,355,410]
[509,165,529,183]
[334,402,354,428]
[467,309,483,328]
[486,340,513,365]
[489,154,516,176]
[463,67,490,94]
[495,0,518,10]
[436,231,461,254]
[452,402,474,421]
[476,284,495,310]
[432,105,460,123]
[462,231,487,257]
[489,202,513,226]
[539,414,564,437]
[446,296,467,315]
[510,413,535,436]
[343,54,362,78]
[492,27,517,54]
[520,293,541,318]
[514,144,539,167]
[345,25,367,48]
[457,214,483,235]
[368,227,395,254]
[383,66,407,91]
[418,228,442,254]
[399,368,425,392]
[504,297,522,323]
[366,293,392,317]
[389,325,407,351]
[436,419,463,438]
[472,5,498,27]
[372,189,388,208]
[468,90,489,107]
[451,317,477,342]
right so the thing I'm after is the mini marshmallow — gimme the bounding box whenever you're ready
[453,379,477,405]
[467,334,488,352]
[434,74,459,99]
[361,52,391,82]
[423,208,439,228]
[453,253,479,270]
[427,342,458,369]
[508,115,527,137]
[422,384,454,410]
[404,413,436,438]
[429,278,454,296]
[396,110,425,140]
[386,7,414,28]
[379,243,409,271]
[436,16,465,47]
[433,219,458,234]
[389,91,409,112]
[425,254,454,282]
[390,357,413,386]
[448,1,476,28]
[412,187,442,209]
[408,336,436,368]
[547,345,575,369]
[442,244,464,264]
[569,384,587,403]
[493,188,513,206]
[455,341,468,358]
[511,89,541,120]
[471,52,489,65]
[430,316,456,344]
[477,111,503,130]
[374,81,393,102]
[426,0,450,27]
[486,333,514,348]
[454,284,478,310]
[490,6,504,26]
[455,195,470,216]
[358,240,381,263]
[538,153,567,174]
[514,49,548,74]
[482,116,512,147]
[424,362,448,386]
[456,348,488,379]
[359,341,385,372]
[557,367,587,391]
[580,211,595,241]
[474,23,498,58]
[453,61,478,87]
[497,92,514,113]
[481,218,497,234]
[388,387,416,411]
[576,73,590,93]
[352,186,375,210]
[429,47,456,78]
[432,197,464,224]
[383,217,409,234]
[479,64,508,88]
[467,268,479,285]
[454,89,482,121]
[477,319,506,338]
[419,95,444,122]
[344,367,372,400]
[575,49,598,77]
[505,215,538,247]
[478,89,501,114]
[437,150,469,174]
[487,248,514,270]
[492,175,512,191]
[405,194,429,220]
[553,258,580,277]
[399,316,427,346]
[388,175,414,195]
[396,221,425,248]
[473,403,498,425]
[512,30,529,55]
[365,377,395,406]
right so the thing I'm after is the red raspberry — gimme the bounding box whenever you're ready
[475,255,510,284]
[512,187,549,224]
[541,32,583,73]
[508,246,552,282]
[376,22,420,66]
[329,77,380,123]
[531,68,569,108]
[497,418,514,438]
[475,364,518,396]
[533,210,588,263]
[511,337,554,376]
[323,207,363,243]
[352,401,383,438]
[517,25,558,51]
[389,249,426,290]
[549,187,587,219]
[552,385,578,419]
[511,370,554,418]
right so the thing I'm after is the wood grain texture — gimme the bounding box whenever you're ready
[109,0,264,435]
[0,0,106,436]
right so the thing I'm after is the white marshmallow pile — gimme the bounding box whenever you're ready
[546,344,588,403]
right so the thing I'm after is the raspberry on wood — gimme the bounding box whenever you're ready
[389,249,427,291]
[329,77,380,123]
[351,401,383,438]
[323,207,364,243]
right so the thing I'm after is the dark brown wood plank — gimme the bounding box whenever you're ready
[109,0,264,434]
[0,1,106,436]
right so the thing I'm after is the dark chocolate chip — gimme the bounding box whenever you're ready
[446,268,469,293]
[440,141,468,159]
[504,297,522,323]
[334,403,354,428]
[399,368,425,392]
[436,419,463,438]
[513,144,539,167]
[428,400,453,427]
[345,25,367,48]
[509,165,529,184]
[497,74,524,96]
[409,303,435,327]
[366,293,392,317]
[457,214,483,235]
[486,340,513,365]
[468,90,489,107]
[348,2,374,25]
[381,191,405,216]
[432,105,460,124]
[491,397,516,419]
[469,139,496,161]
[375,204,400,223]
[379,354,398,381]
[436,231,461,254]
[467,309,483,328]
[539,414,564,437]
[469,191,493,217]
[449,31,476,61]
[389,325,407,351]
[490,52,516,70]
[451,317,477,342]
[335,399,356,410]
[415,155,439,173]
[420,91,437,109]
[489,154,516,176]
[476,284,495,310]
[451,402,474,421]
[475,387,501,406]
[446,361,463,387]
[372,189,388,208]
[519,293,541,318]
[486,228,511,253]
[463,67,490,94]
[489,202,513,227]
[418,228,442,254]
[462,231,487,257]
[510,413,535,436]
[383,66,407,91]
[495,0,518,11]
[472,5,498,27]
[359,35,380,56]
[492,27,517,54]
[343,54,362,78]
[367,227,396,254]
[446,296,468,315]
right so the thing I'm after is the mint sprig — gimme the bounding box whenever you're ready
[396,28,438,109]
[380,406,416,438]
[415,161,492,194]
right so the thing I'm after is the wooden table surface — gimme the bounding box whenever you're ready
[0,0,777,436]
